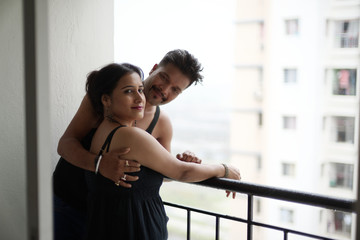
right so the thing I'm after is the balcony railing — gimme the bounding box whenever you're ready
[163,178,357,240]
[335,33,359,48]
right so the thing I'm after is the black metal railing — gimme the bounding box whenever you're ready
[163,178,357,240]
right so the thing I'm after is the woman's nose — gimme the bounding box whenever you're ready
[135,91,144,103]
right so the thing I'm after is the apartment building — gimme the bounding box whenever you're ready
[231,0,360,239]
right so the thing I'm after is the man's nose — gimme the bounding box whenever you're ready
[160,85,171,98]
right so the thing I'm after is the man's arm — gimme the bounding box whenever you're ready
[57,95,100,171]
[154,111,173,152]
[57,95,140,187]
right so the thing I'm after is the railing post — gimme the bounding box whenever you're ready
[187,210,191,240]
[284,230,288,240]
[215,216,220,240]
[248,194,253,240]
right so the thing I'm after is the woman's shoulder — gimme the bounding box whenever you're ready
[118,125,149,134]
[113,126,152,142]
[110,126,160,155]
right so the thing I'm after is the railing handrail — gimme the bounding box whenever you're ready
[188,178,357,213]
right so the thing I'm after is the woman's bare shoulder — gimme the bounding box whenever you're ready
[110,126,167,162]
[113,126,153,143]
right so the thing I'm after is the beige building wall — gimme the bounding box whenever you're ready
[231,0,359,239]
[0,0,114,239]
[230,1,266,239]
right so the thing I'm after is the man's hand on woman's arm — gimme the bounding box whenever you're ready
[99,149,140,188]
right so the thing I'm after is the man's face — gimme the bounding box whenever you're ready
[143,63,191,106]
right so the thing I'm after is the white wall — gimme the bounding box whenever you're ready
[0,0,115,239]
[0,0,27,239]
[49,0,115,166]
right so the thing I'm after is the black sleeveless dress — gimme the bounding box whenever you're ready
[85,123,168,240]
[53,106,161,214]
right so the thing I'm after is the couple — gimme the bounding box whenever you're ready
[53,49,241,240]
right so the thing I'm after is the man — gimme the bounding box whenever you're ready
[53,49,203,240]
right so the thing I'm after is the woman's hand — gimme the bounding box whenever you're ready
[224,164,241,199]
[227,165,241,180]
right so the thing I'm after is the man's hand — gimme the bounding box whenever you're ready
[98,147,141,188]
[176,150,202,164]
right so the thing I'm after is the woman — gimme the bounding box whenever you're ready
[85,63,241,240]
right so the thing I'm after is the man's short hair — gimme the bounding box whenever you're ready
[159,49,203,87]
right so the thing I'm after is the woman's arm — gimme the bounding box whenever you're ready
[113,128,240,182]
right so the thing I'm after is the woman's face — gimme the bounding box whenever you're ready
[104,72,145,124]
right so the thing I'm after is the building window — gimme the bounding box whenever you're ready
[332,69,357,96]
[255,198,261,214]
[327,211,352,236]
[283,116,297,130]
[335,19,359,48]
[329,163,354,190]
[331,116,355,144]
[259,22,265,50]
[284,69,297,83]
[281,162,295,177]
[280,208,294,223]
[258,112,263,126]
[256,156,262,170]
[285,19,299,35]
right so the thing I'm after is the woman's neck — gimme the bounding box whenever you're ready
[105,115,133,127]
[145,101,156,109]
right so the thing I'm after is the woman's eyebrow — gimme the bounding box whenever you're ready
[121,84,144,89]
[120,85,136,89]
